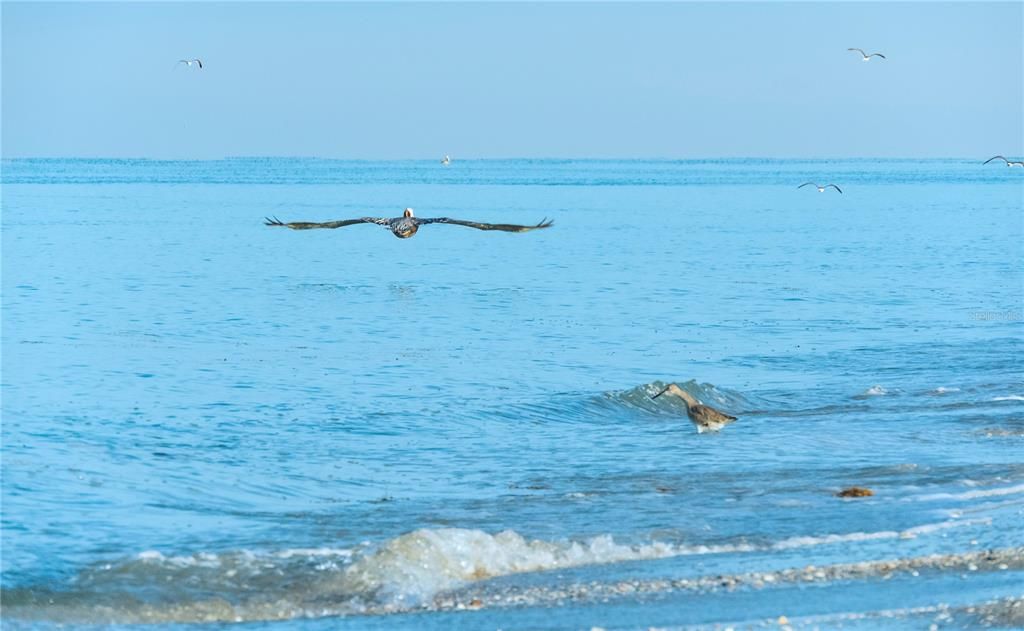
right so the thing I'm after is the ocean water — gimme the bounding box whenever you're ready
[1,158,1022,629]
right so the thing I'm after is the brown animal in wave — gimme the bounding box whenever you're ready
[652,383,738,433]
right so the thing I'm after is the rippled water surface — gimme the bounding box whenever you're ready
[2,159,1023,629]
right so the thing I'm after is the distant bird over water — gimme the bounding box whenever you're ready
[848,48,885,61]
[983,155,1024,168]
[652,383,737,433]
[799,182,843,194]
[441,154,452,166]
[265,208,552,239]
[176,58,203,69]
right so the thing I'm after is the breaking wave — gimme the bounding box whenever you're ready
[855,385,891,398]
[2,518,991,624]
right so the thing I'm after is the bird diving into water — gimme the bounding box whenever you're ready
[983,155,1024,168]
[799,182,843,194]
[848,48,885,61]
[265,208,552,239]
[441,154,452,166]
[652,383,738,433]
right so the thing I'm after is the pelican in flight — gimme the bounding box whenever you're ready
[848,48,885,61]
[177,58,203,69]
[799,182,843,194]
[652,384,737,433]
[265,208,552,239]
[983,156,1024,168]
[441,154,452,166]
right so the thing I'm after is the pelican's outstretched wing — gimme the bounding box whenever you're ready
[826,184,843,193]
[265,216,388,230]
[983,156,1008,165]
[417,217,553,232]
[194,59,203,68]
[868,53,886,59]
[798,182,818,189]
[847,48,866,56]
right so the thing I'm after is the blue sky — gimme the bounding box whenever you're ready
[2,2,1021,158]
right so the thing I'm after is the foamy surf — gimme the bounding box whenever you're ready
[341,519,989,603]
[911,483,1024,502]
[855,385,891,398]
[3,518,996,625]
[6,542,1020,625]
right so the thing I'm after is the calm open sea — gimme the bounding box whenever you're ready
[2,158,1022,629]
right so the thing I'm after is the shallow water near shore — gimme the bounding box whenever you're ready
[2,158,1023,628]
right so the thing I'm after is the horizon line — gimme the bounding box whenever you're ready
[1,155,1008,162]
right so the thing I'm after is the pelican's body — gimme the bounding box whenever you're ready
[266,208,552,240]
[387,209,421,238]
[652,384,737,433]
[984,155,1024,168]
[441,154,452,166]
[799,182,843,194]
[848,48,885,61]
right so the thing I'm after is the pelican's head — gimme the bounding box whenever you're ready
[403,208,414,218]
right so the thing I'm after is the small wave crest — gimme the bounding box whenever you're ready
[497,380,754,425]
[604,380,753,416]
[854,385,891,399]
[338,529,681,607]
[3,518,991,624]
[911,483,1024,502]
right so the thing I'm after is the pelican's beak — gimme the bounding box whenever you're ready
[651,385,673,399]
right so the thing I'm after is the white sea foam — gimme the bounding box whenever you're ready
[335,519,984,605]
[861,385,889,396]
[17,520,998,624]
[912,483,1024,502]
[338,529,685,605]
[135,550,231,567]
[105,517,994,617]
[275,547,354,559]
[771,518,986,549]
[930,386,960,394]
[127,519,986,608]
[992,395,1024,402]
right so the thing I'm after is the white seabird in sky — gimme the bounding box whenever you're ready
[799,182,843,194]
[848,48,886,61]
[983,155,1024,167]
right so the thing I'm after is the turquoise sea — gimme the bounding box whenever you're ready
[2,158,1022,629]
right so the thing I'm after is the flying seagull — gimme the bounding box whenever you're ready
[652,384,737,433]
[799,182,843,194]
[983,155,1024,168]
[441,154,452,166]
[265,208,553,239]
[177,59,203,69]
[848,48,885,61]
